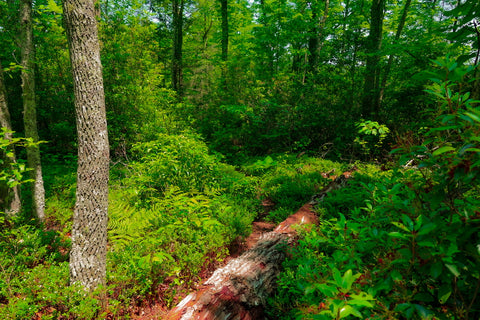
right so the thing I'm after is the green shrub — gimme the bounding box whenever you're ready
[126,133,222,201]
[269,57,480,319]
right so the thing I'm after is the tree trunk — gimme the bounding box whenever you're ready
[0,58,21,215]
[20,0,45,223]
[362,0,385,119]
[63,0,110,291]
[172,0,184,96]
[220,0,228,63]
[308,0,330,74]
[378,0,412,109]
[220,0,228,91]
[165,174,352,319]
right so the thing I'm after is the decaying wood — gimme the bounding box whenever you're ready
[165,173,352,320]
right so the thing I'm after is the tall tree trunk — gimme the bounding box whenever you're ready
[20,0,45,223]
[308,9,319,74]
[472,21,480,100]
[172,0,184,96]
[308,0,330,73]
[0,58,21,215]
[362,0,385,119]
[63,0,110,291]
[378,0,412,108]
[220,0,228,91]
[220,0,228,63]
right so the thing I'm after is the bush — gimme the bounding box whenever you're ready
[268,57,480,319]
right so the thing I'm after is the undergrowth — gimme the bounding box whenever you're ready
[267,57,480,320]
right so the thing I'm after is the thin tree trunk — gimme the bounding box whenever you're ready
[0,58,21,215]
[362,0,385,119]
[220,0,228,63]
[172,0,184,96]
[20,0,45,223]
[63,0,110,291]
[220,0,228,91]
[472,21,480,100]
[378,0,412,108]
[307,0,329,76]
[314,0,330,62]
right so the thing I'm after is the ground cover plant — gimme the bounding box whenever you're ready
[267,58,480,319]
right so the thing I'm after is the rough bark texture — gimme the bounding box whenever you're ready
[63,0,110,290]
[0,58,21,215]
[165,174,351,320]
[20,0,45,223]
[362,0,385,119]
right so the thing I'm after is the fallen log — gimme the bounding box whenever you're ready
[165,173,352,320]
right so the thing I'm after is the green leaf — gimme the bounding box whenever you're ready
[341,269,354,290]
[333,268,343,287]
[388,231,407,239]
[339,305,363,319]
[445,264,460,277]
[465,111,480,122]
[316,283,338,297]
[438,285,452,304]
[433,146,456,156]
[414,304,434,319]
[391,222,409,233]
[401,214,414,231]
[430,262,443,279]
[417,223,436,236]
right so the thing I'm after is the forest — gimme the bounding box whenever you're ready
[0,0,479,318]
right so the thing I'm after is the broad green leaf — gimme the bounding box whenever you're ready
[333,268,343,287]
[438,285,452,304]
[392,222,409,232]
[341,269,353,290]
[388,231,407,239]
[316,283,338,297]
[445,264,460,277]
[339,305,363,319]
[430,262,443,279]
[417,223,436,236]
[414,215,423,231]
[465,111,480,122]
[401,214,414,231]
[433,146,455,156]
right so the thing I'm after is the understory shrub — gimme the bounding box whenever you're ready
[243,155,347,222]
[268,57,480,319]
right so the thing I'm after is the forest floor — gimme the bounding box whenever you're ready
[131,220,277,320]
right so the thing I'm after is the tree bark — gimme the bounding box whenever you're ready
[63,0,110,290]
[20,0,45,223]
[172,0,184,96]
[0,58,21,215]
[362,0,385,119]
[378,0,412,109]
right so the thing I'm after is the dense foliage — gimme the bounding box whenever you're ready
[0,0,479,318]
